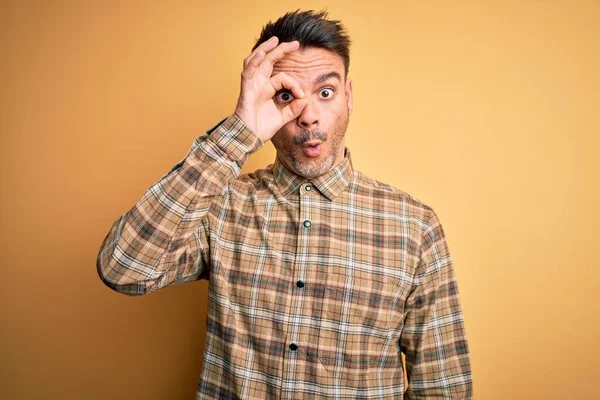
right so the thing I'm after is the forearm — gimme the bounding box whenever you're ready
[97,114,262,295]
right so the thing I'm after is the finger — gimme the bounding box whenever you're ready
[263,40,300,66]
[241,50,266,79]
[270,72,304,99]
[243,36,278,68]
[280,97,309,124]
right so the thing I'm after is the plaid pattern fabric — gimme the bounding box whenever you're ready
[98,114,473,399]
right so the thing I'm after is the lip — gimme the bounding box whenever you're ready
[301,141,323,148]
[301,142,322,158]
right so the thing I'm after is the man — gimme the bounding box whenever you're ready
[97,9,473,399]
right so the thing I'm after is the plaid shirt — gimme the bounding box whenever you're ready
[98,114,473,399]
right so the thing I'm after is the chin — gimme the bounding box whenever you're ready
[291,153,336,179]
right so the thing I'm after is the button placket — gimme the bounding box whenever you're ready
[285,182,313,370]
[299,183,312,295]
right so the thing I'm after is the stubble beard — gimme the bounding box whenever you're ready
[273,116,349,179]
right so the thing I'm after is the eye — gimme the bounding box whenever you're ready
[275,91,295,103]
[319,88,335,99]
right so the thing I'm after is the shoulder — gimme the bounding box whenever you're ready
[352,169,437,223]
[228,164,276,197]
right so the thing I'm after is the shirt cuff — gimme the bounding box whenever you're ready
[207,114,263,164]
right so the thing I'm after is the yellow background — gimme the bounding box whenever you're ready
[1,1,599,399]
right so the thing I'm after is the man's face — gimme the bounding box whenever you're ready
[270,46,353,179]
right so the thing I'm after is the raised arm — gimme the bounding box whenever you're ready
[96,116,261,295]
[97,36,308,295]
[401,209,473,398]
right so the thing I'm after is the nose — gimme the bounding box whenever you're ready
[296,99,319,129]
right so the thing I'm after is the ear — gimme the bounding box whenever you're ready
[345,78,354,116]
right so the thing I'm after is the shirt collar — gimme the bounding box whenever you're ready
[271,147,355,201]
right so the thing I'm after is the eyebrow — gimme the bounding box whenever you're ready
[313,72,342,86]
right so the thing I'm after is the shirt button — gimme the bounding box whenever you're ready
[305,185,311,192]
[296,280,305,288]
[289,343,298,351]
[303,220,311,228]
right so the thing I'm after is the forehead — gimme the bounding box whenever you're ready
[272,46,345,82]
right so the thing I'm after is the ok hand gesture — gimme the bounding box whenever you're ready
[234,36,308,143]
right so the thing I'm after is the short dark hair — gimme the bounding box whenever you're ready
[252,9,351,77]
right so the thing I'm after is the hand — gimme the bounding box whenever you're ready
[234,36,308,143]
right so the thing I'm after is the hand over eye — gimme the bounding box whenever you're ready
[234,37,309,143]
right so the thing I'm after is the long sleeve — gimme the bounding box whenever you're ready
[97,114,262,296]
[400,209,473,399]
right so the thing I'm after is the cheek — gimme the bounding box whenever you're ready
[326,104,347,125]
[271,126,295,148]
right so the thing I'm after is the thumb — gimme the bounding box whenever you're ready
[279,97,309,125]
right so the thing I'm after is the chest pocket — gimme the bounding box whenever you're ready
[316,260,400,379]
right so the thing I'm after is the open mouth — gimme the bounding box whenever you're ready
[301,142,322,158]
